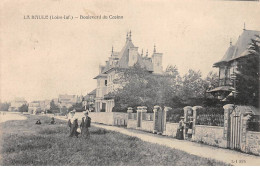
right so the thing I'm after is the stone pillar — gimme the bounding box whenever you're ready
[223,104,234,148]
[163,107,172,135]
[136,106,142,128]
[240,112,252,153]
[192,106,203,140]
[183,106,192,140]
[127,107,133,120]
[105,101,109,112]
[142,106,147,121]
[153,105,160,133]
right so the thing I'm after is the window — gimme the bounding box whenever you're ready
[105,80,107,86]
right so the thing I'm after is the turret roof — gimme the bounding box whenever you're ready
[214,29,260,67]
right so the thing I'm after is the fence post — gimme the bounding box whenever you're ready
[192,106,202,139]
[223,104,234,148]
[127,107,133,120]
[163,106,172,135]
[153,105,160,133]
[183,106,192,140]
[137,106,142,128]
[142,106,147,121]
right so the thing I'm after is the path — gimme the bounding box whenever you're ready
[55,116,260,166]
[0,112,27,124]
[93,123,260,166]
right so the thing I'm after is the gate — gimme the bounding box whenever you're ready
[228,108,242,150]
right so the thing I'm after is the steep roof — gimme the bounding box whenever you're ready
[88,89,96,95]
[214,29,260,67]
[117,40,135,68]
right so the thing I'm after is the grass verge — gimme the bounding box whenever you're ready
[0,115,229,166]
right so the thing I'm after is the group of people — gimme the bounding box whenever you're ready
[35,117,55,125]
[176,116,193,140]
[68,109,91,138]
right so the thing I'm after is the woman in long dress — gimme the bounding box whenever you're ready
[68,110,79,138]
[176,117,185,140]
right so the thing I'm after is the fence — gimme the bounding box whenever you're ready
[128,113,137,120]
[166,108,183,123]
[91,104,260,156]
[143,113,153,121]
[196,107,224,127]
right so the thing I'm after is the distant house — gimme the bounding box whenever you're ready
[28,100,50,114]
[83,89,96,111]
[8,98,27,112]
[58,94,82,108]
[94,31,163,112]
[28,101,41,114]
[208,28,260,100]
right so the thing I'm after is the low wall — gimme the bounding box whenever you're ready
[127,119,137,129]
[245,131,260,156]
[89,112,114,125]
[193,125,226,148]
[141,120,153,132]
[165,123,179,137]
[113,112,128,126]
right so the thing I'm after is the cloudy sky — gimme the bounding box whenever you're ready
[1,0,260,102]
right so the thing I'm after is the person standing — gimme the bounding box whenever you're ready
[80,111,91,139]
[176,117,185,140]
[68,110,79,138]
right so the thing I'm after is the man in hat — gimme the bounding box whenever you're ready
[80,110,91,139]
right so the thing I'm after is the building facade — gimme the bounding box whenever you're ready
[58,94,82,109]
[8,98,27,112]
[208,28,260,100]
[28,100,51,114]
[83,89,96,112]
[94,31,163,112]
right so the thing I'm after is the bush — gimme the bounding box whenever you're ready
[196,107,224,126]
[247,115,260,132]
[112,106,127,112]
[166,108,184,123]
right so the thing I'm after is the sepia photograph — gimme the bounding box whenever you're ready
[0,0,260,166]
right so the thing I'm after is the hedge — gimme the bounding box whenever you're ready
[247,115,260,132]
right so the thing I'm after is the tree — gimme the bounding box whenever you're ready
[111,63,183,111]
[204,71,219,91]
[181,69,205,101]
[18,104,28,112]
[68,102,84,112]
[60,106,68,115]
[50,100,60,113]
[235,36,259,107]
[0,102,10,111]
[165,65,180,78]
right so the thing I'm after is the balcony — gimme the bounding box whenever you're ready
[219,78,233,87]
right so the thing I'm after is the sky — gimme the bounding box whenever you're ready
[1,0,260,102]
